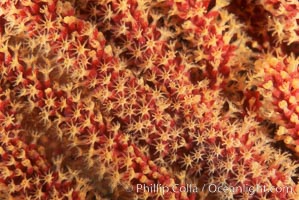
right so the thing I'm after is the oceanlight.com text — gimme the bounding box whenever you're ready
[135,183,294,196]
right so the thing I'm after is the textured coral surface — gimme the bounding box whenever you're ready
[0,0,298,199]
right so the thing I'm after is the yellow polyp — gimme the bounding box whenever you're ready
[263,80,273,90]
[44,88,52,95]
[276,180,283,187]
[88,50,96,58]
[284,136,293,145]
[0,146,4,155]
[169,178,175,186]
[97,32,105,42]
[292,79,299,90]
[290,113,299,123]
[135,157,142,163]
[276,126,286,136]
[63,16,77,24]
[252,41,259,49]
[280,71,289,79]
[180,192,188,199]
[295,146,299,153]
[140,175,148,183]
[104,45,113,57]
[278,100,288,110]
[160,167,167,175]
[289,96,297,105]
[148,161,155,167]
[182,21,194,30]
[127,146,134,154]
[142,166,151,174]
[152,172,159,179]
[268,57,279,66]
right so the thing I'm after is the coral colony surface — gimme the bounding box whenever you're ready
[0,0,299,199]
